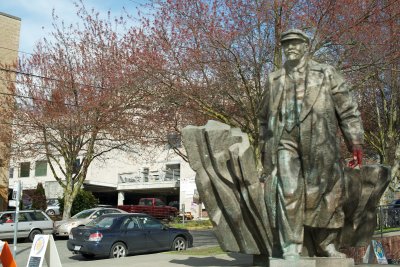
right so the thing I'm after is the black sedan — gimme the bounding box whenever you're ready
[67,213,193,259]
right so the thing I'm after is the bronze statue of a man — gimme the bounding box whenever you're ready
[258,29,364,260]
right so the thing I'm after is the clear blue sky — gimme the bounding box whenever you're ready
[1,0,150,55]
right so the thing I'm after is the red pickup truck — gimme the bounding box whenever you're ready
[118,198,178,220]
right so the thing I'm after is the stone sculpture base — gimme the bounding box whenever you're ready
[182,120,390,265]
[182,120,273,255]
[253,257,354,267]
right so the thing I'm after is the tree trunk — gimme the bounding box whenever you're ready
[273,0,282,70]
[62,184,80,220]
[62,191,74,220]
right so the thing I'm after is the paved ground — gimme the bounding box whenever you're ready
[43,253,398,267]
[8,230,399,266]
[62,252,255,267]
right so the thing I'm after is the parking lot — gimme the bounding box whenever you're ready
[6,229,396,266]
[10,230,226,267]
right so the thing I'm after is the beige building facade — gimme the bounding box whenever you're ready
[0,12,21,210]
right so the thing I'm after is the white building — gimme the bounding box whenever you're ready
[8,145,205,218]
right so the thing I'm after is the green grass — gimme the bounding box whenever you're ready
[169,219,213,230]
[167,245,224,255]
[375,227,400,234]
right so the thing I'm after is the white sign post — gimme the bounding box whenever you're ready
[26,235,62,267]
[12,180,21,258]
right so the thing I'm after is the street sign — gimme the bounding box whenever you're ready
[8,200,16,207]
[12,182,21,200]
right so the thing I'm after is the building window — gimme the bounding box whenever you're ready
[142,167,149,182]
[19,162,30,178]
[73,159,80,174]
[35,160,47,176]
[165,164,180,181]
[9,168,13,178]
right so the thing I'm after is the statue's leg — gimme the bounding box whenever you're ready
[277,139,304,260]
[311,228,346,258]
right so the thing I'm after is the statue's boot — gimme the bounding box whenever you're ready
[323,244,346,258]
[283,243,301,260]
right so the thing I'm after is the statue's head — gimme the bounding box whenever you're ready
[280,29,309,62]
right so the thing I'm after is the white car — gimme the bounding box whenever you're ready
[53,207,127,237]
[45,198,61,216]
[0,210,54,241]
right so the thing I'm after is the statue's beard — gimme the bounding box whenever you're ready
[285,54,307,68]
[286,52,303,61]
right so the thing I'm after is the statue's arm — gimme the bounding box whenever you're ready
[329,67,364,151]
[256,79,271,179]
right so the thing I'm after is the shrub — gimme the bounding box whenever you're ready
[58,190,98,216]
[30,183,47,210]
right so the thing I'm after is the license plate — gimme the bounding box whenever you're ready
[74,246,81,251]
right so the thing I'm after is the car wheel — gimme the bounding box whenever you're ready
[109,242,127,258]
[171,236,187,251]
[46,209,55,216]
[28,229,42,242]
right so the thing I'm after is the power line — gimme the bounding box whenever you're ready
[0,77,80,107]
[0,67,106,90]
[0,46,33,56]
[0,91,78,107]
[0,77,53,91]
[0,67,149,107]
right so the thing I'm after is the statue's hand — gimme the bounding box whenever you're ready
[348,144,363,168]
[259,172,267,182]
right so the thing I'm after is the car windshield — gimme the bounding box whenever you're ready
[72,209,95,219]
[391,200,400,205]
[86,216,116,229]
[47,199,59,206]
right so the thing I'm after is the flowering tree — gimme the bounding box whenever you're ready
[13,5,150,219]
[138,0,399,185]
[293,0,400,197]
[134,0,287,163]
[9,0,399,215]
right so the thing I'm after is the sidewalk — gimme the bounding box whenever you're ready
[60,252,391,267]
[62,252,254,267]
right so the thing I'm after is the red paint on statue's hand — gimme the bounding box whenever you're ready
[348,145,363,168]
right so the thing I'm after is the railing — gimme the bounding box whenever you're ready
[375,204,400,238]
[118,170,180,184]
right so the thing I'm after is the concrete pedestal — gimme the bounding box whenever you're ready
[252,256,355,267]
[313,257,354,267]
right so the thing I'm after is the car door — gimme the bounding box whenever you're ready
[152,199,166,219]
[29,211,53,234]
[15,212,32,238]
[138,216,170,251]
[0,212,15,239]
[120,216,147,253]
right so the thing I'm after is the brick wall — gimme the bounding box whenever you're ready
[342,235,400,264]
[0,12,21,210]
[0,12,21,66]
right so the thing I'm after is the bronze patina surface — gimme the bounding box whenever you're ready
[182,28,390,265]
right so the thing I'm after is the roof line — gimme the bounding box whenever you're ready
[0,12,21,21]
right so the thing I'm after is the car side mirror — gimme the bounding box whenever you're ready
[91,215,98,219]
[162,224,169,230]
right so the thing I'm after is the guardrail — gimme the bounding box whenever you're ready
[118,171,180,184]
[376,204,400,237]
